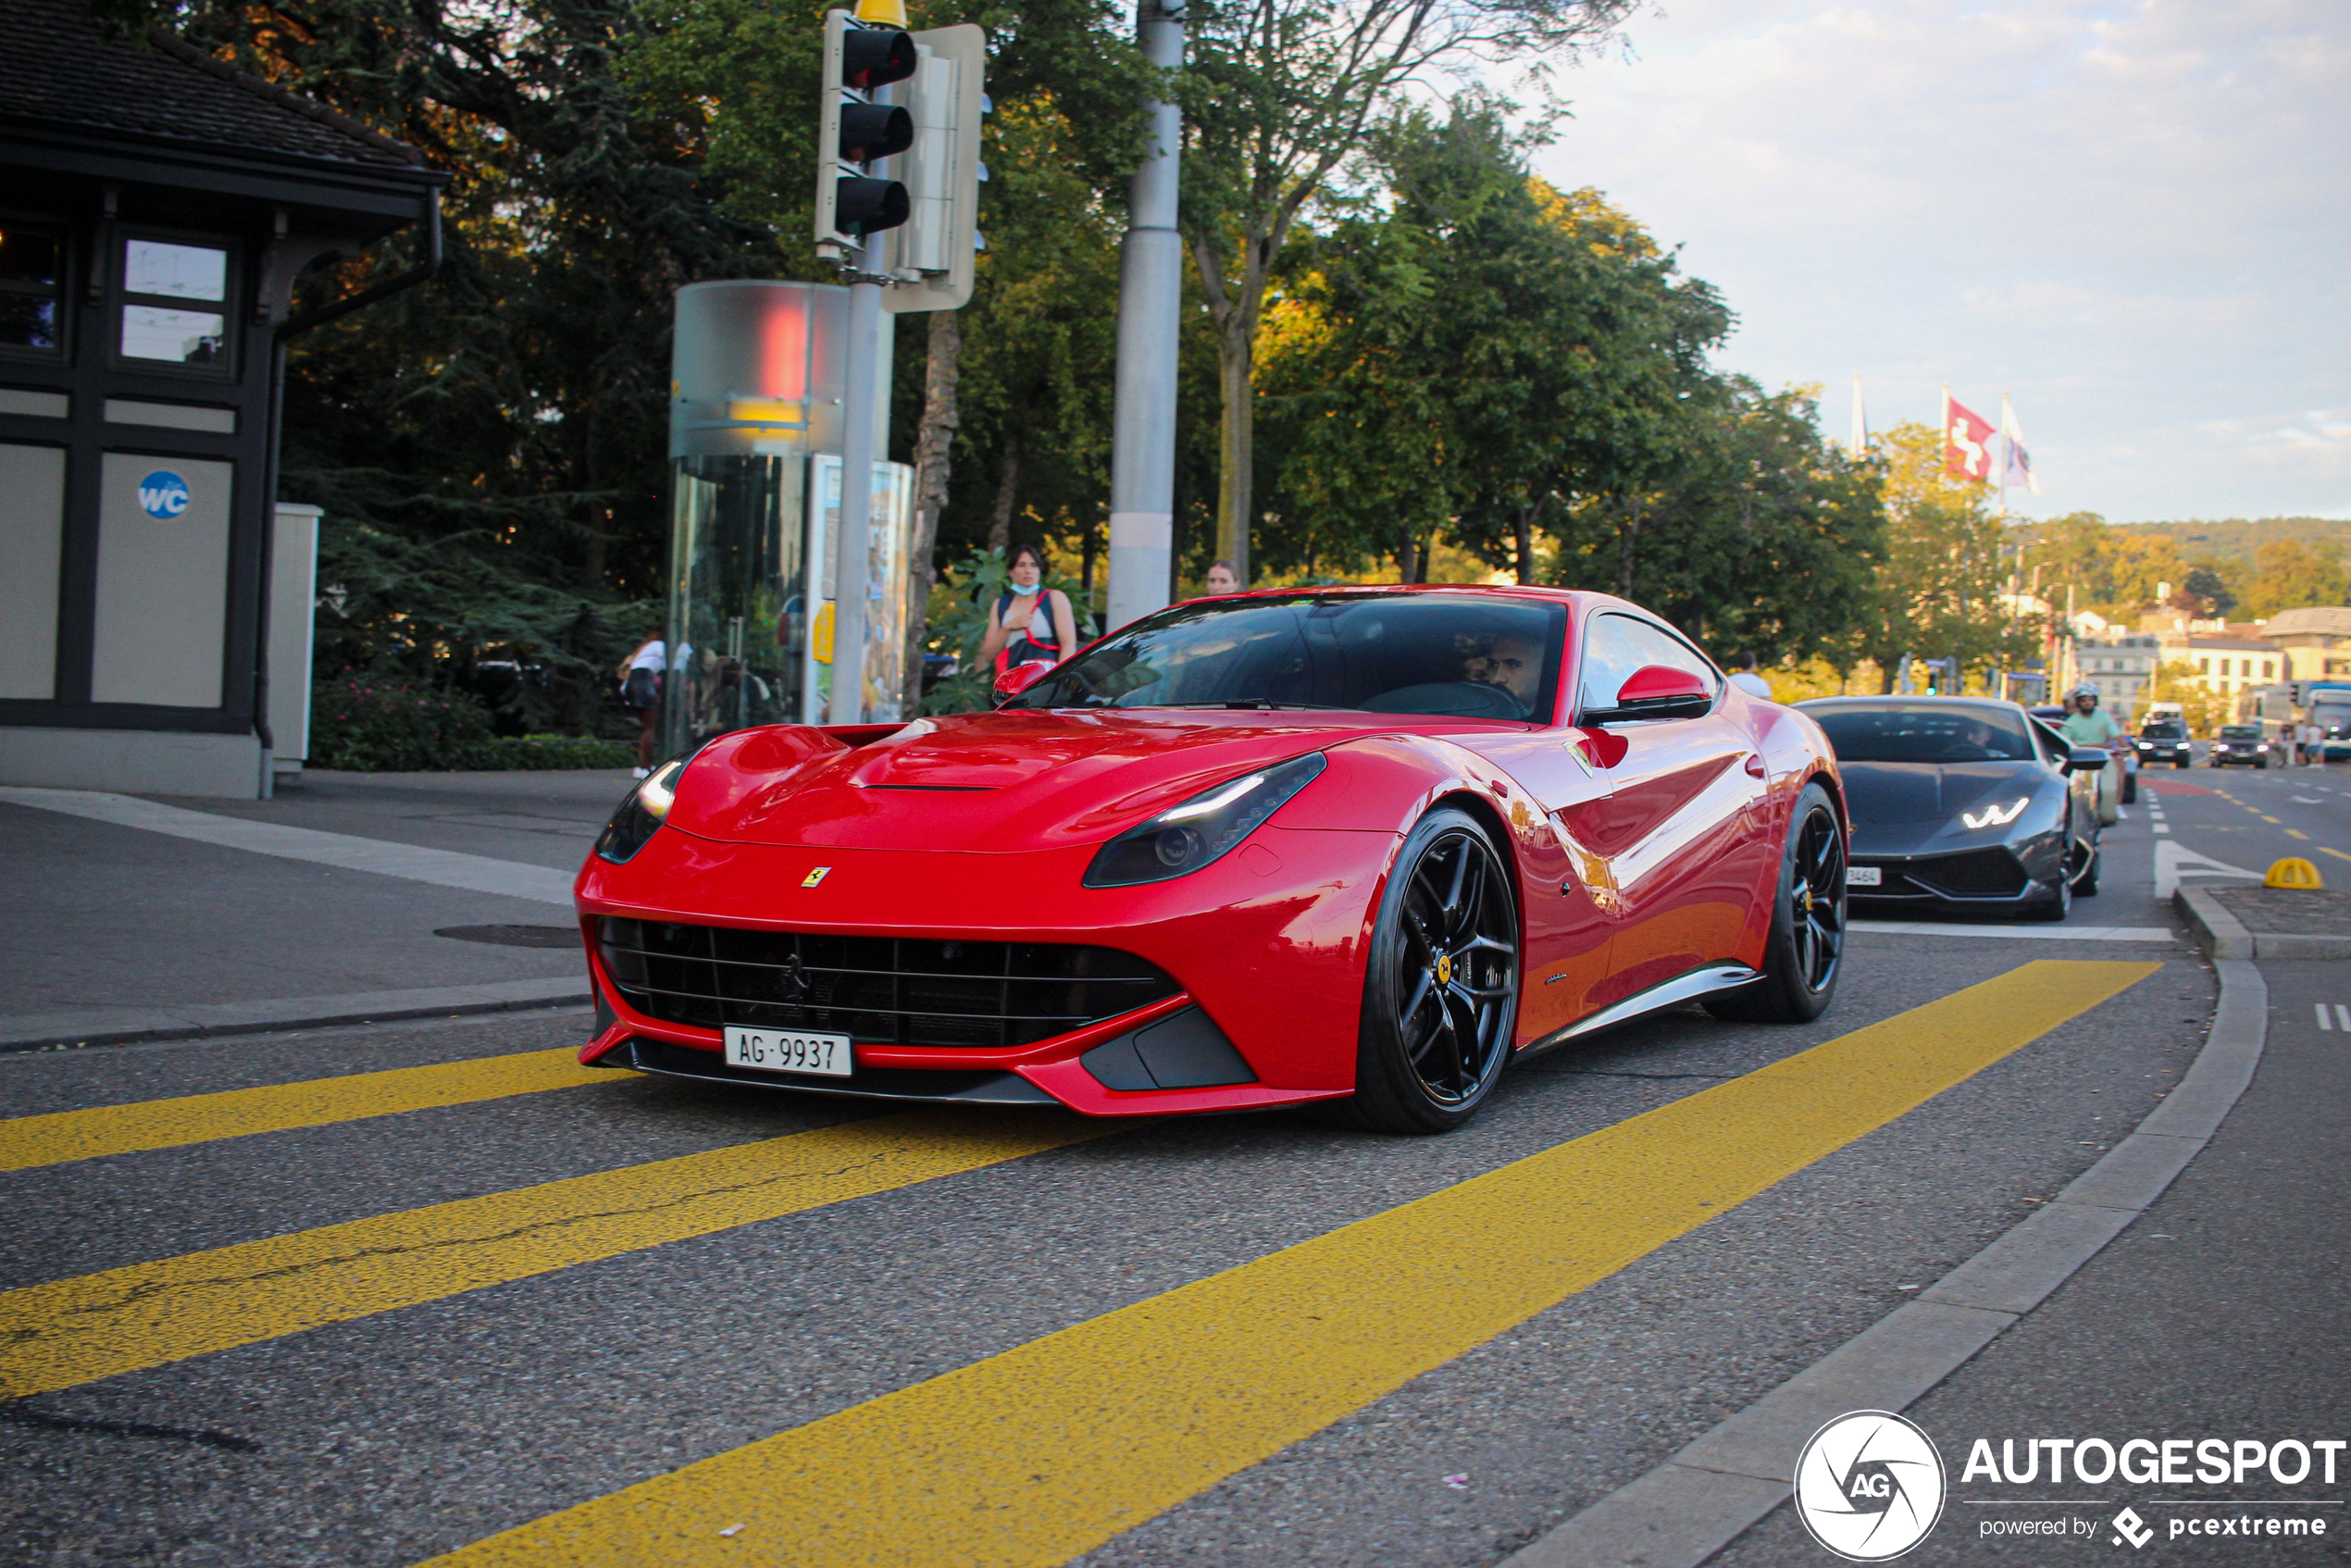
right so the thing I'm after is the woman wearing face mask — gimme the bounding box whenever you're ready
[979,543,1080,677]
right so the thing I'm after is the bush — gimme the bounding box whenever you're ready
[309,674,633,771]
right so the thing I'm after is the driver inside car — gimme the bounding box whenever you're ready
[1467,633,1544,714]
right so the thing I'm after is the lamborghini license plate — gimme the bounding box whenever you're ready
[723,1026,853,1077]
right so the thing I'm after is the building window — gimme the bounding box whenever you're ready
[2263,660,2275,678]
[0,222,66,357]
[2198,657,2210,675]
[115,234,232,371]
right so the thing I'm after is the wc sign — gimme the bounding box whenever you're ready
[137,470,192,520]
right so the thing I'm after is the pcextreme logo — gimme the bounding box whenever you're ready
[1794,1411,1947,1562]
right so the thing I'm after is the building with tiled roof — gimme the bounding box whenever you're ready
[1,0,442,797]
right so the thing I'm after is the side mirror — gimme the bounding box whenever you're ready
[992,662,1051,705]
[1587,664,1712,723]
[2066,746,2110,773]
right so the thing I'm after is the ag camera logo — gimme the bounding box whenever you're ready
[137,470,191,520]
[1795,1410,1947,1562]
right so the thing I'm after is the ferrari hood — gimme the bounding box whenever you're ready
[661,710,1441,853]
[1840,760,2047,826]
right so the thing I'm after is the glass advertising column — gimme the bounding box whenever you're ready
[665,280,914,755]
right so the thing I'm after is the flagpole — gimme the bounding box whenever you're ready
[1996,392,2009,518]
[1850,371,1866,459]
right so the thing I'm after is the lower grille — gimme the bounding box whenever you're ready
[1904,848,2030,898]
[597,917,1180,1047]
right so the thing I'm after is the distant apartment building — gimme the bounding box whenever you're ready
[2071,633,2157,722]
[2258,606,2351,683]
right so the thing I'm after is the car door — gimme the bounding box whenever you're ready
[1573,611,1772,1003]
[1465,625,1620,1046]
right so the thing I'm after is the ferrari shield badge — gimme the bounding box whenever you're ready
[802,866,832,888]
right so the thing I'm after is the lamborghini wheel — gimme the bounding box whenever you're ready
[1340,807,1520,1135]
[1706,781,1845,1024]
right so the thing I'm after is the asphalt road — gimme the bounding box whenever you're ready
[0,765,2343,1567]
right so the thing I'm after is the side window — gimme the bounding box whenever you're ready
[115,235,233,372]
[1577,613,1720,716]
[0,223,66,359]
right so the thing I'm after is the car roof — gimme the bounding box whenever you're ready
[1192,582,1606,611]
[1795,695,2031,715]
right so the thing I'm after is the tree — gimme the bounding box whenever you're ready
[1849,424,2033,691]
[2245,538,2349,617]
[1178,0,1633,582]
[2179,562,2238,619]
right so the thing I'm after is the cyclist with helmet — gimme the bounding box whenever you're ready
[2058,683,2125,825]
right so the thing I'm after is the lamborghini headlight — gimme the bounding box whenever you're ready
[1083,753,1327,889]
[595,757,686,865]
[1959,796,2031,831]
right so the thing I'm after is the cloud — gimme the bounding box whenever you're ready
[1531,0,2351,518]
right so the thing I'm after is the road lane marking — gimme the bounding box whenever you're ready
[0,1049,612,1174]
[2287,829,2311,840]
[2322,847,2351,865]
[420,959,2161,1568]
[1849,921,2171,941]
[0,788,574,904]
[0,1110,1099,1400]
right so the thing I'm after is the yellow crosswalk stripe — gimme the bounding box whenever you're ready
[0,1049,612,1174]
[424,959,2160,1568]
[0,1109,1099,1400]
[2320,846,2351,865]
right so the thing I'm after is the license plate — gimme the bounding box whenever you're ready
[723,1026,853,1077]
[1846,865,1883,887]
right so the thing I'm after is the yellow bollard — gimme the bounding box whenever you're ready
[2264,857,2323,890]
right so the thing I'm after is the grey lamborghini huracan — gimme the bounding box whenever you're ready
[1795,697,2108,922]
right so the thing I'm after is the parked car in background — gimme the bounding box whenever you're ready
[2207,724,2274,768]
[1799,696,2104,922]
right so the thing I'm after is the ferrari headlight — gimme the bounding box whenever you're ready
[1959,796,2031,831]
[595,757,686,865]
[1083,753,1327,889]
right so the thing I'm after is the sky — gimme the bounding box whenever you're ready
[1526,0,2351,524]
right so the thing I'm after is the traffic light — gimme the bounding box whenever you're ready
[878,24,987,313]
[815,10,917,254]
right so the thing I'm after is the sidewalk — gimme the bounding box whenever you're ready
[0,770,622,1047]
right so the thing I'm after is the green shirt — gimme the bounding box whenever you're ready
[2059,707,2121,747]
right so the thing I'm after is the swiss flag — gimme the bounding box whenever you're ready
[1944,395,1996,481]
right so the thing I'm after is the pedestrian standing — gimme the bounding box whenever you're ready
[618,637,665,778]
[1205,559,1240,596]
[980,545,1079,678]
[1727,652,1773,701]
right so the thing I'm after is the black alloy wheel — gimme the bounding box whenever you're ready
[1342,807,1521,1134]
[1707,781,1845,1023]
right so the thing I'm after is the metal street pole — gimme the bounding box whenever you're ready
[832,233,884,722]
[1105,0,1185,633]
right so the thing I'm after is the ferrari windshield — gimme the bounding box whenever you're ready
[1810,703,2037,763]
[1004,592,1566,721]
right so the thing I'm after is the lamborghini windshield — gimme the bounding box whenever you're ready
[1810,703,2037,763]
[1004,592,1566,721]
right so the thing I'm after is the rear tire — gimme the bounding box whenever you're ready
[1337,808,1521,1135]
[1704,782,1845,1024]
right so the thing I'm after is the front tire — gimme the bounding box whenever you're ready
[1338,808,1521,1135]
[1705,781,1845,1024]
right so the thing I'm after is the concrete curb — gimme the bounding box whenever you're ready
[0,977,591,1053]
[2174,885,2351,961]
[1503,961,2270,1568]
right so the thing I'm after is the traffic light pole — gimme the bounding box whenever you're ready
[1105,0,1185,633]
[831,241,885,723]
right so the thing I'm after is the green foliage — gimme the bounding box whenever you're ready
[2246,538,2350,616]
[309,672,495,770]
[1846,424,2034,687]
[310,672,636,770]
